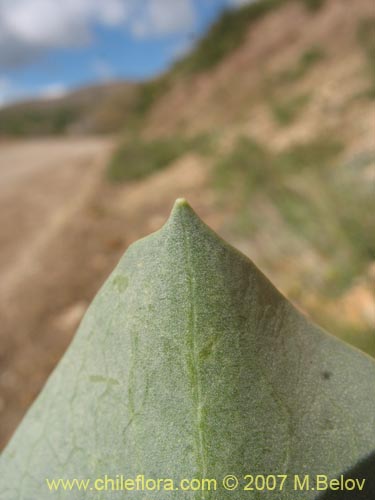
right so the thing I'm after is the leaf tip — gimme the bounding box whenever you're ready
[174,197,190,209]
[165,197,200,232]
[169,197,195,219]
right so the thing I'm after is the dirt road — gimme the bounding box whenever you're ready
[0,137,114,447]
[0,138,113,296]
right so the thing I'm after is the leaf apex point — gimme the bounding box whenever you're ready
[174,197,190,208]
[169,198,195,221]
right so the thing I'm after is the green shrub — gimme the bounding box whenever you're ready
[304,0,325,11]
[213,135,375,299]
[107,134,213,183]
[276,46,325,84]
[132,77,171,117]
[174,0,326,75]
[269,93,311,125]
[357,18,375,98]
[174,0,285,74]
[214,135,343,196]
[0,105,78,136]
[279,136,343,171]
[214,137,274,198]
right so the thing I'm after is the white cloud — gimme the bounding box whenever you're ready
[39,82,68,100]
[0,76,68,107]
[131,0,196,39]
[0,0,197,69]
[0,0,126,68]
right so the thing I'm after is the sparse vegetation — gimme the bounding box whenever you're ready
[269,93,311,125]
[304,0,325,12]
[174,0,284,75]
[0,105,78,136]
[213,134,375,299]
[132,77,171,118]
[214,135,343,197]
[276,46,325,84]
[214,136,375,298]
[107,133,213,183]
[357,18,375,98]
[0,83,137,136]
[263,47,324,126]
[174,0,326,75]
[215,137,272,197]
[278,136,343,171]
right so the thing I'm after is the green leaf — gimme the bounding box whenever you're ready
[1,199,374,499]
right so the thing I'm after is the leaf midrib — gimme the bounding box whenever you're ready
[181,216,208,496]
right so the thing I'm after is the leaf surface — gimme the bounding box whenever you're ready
[1,199,374,499]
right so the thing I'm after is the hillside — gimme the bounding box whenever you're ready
[109,0,375,347]
[0,0,374,448]
[0,82,137,136]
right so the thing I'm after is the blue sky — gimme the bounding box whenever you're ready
[0,0,254,106]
